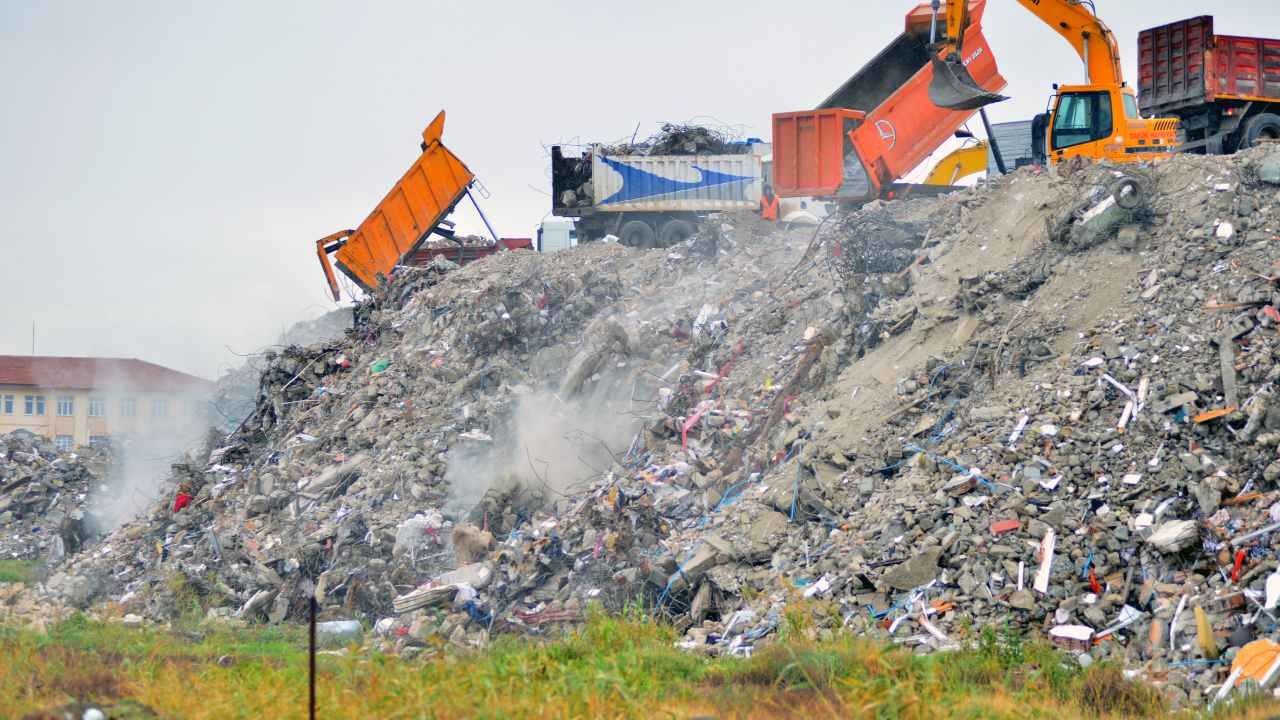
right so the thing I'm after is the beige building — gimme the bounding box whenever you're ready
[0,355,213,451]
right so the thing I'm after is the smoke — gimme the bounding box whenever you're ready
[86,397,210,534]
[445,379,644,522]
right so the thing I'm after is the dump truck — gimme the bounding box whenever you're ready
[550,141,767,247]
[1139,16,1280,154]
[313,111,502,301]
[771,1,1008,203]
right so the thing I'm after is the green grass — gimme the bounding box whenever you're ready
[0,559,38,584]
[0,611,1263,719]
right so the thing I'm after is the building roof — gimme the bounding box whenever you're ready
[0,356,213,394]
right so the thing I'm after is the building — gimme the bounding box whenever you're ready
[0,356,214,451]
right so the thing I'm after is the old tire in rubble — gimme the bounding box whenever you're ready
[1110,176,1145,211]
[1241,113,1280,150]
[619,220,656,248]
[658,219,696,247]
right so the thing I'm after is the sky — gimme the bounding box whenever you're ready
[2,1,1277,381]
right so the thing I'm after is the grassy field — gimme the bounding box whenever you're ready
[1,579,1278,719]
[0,608,1205,720]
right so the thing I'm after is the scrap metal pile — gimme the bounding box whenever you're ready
[10,146,1280,708]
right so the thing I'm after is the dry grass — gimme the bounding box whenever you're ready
[0,613,1267,719]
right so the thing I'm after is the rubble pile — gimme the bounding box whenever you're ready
[601,123,749,157]
[12,144,1280,707]
[0,430,110,562]
[210,307,354,433]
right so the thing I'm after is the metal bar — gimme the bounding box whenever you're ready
[979,108,1008,175]
[466,187,501,243]
[309,597,317,720]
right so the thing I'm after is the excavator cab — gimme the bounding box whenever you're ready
[1040,85,1175,165]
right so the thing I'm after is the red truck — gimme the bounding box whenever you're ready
[771,1,1007,203]
[1139,16,1280,154]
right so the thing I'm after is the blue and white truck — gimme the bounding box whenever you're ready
[551,143,768,247]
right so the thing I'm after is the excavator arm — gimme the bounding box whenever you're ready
[1011,0,1123,86]
[930,0,1124,110]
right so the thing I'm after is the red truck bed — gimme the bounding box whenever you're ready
[405,238,532,267]
[1139,16,1280,115]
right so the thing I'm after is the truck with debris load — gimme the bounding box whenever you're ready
[313,111,505,301]
[551,126,767,247]
[1139,16,1280,154]
[771,1,1008,203]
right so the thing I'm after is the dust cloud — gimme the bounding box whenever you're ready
[445,381,642,521]
[86,408,210,535]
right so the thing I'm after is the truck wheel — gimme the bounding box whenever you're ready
[619,220,656,248]
[657,219,696,247]
[1241,113,1280,150]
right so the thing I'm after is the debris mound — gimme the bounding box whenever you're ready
[18,144,1280,709]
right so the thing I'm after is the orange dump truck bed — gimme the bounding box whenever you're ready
[315,111,476,300]
[772,1,1006,201]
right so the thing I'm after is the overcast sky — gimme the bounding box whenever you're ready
[2,1,1276,380]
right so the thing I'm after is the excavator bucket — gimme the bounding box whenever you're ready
[928,56,1007,111]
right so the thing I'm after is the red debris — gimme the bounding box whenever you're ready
[173,493,193,513]
[989,519,1020,535]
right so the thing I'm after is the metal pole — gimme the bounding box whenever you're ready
[1082,32,1091,84]
[929,0,941,44]
[466,187,501,244]
[309,597,317,720]
[979,108,1009,175]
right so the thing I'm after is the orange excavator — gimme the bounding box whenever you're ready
[929,0,1178,165]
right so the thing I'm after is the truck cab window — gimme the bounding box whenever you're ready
[1052,91,1113,150]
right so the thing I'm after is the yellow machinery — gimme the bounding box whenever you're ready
[928,0,1178,165]
[924,141,990,185]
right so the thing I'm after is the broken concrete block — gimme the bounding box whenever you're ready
[1147,520,1199,554]
[883,547,942,591]
[452,523,495,565]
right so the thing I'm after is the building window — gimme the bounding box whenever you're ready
[24,395,45,416]
[57,396,74,417]
[2,395,11,414]
[152,398,168,418]
[55,435,73,452]
[88,397,106,417]
[89,435,110,448]
[120,398,136,417]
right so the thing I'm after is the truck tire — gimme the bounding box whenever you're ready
[1241,113,1280,150]
[657,219,696,247]
[619,220,656,248]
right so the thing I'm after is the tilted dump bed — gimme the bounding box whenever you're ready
[772,0,1005,200]
[315,111,475,300]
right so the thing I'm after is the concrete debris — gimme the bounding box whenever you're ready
[7,146,1280,710]
[0,430,112,561]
